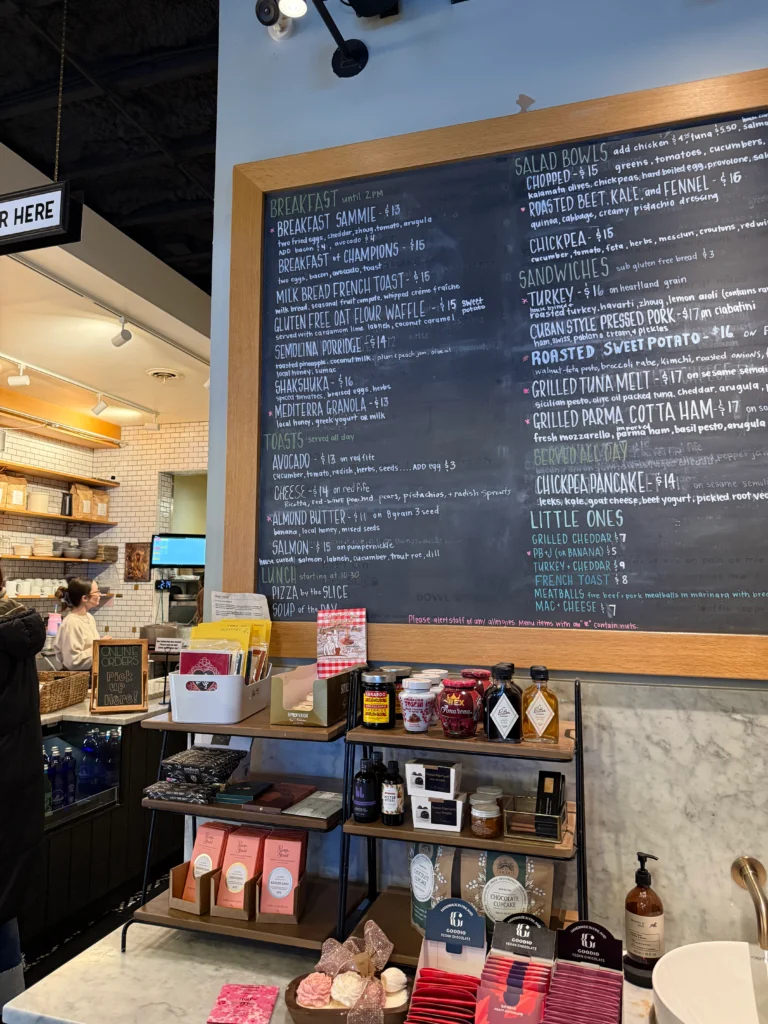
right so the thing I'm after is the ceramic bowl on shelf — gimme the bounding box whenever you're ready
[62,547,82,560]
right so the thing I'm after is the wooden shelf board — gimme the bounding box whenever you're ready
[0,555,111,564]
[345,721,574,762]
[352,889,422,967]
[142,706,347,742]
[0,460,119,488]
[142,772,343,831]
[354,889,578,966]
[134,877,365,950]
[0,507,116,525]
[24,593,114,601]
[343,802,576,859]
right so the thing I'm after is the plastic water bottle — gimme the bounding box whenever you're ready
[48,747,64,811]
[62,747,77,805]
[78,730,97,796]
[91,731,106,793]
[103,731,119,788]
[43,762,52,817]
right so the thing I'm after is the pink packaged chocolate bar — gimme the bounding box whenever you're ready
[207,984,279,1024]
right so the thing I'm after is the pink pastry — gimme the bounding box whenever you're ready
[296,973,333,1009]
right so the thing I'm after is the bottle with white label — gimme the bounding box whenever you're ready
[484,663,522,743]
[381,760,405,826]
[521,666,559,744]
[624,852,665,987]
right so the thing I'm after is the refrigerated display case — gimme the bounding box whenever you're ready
[42,722,123,830]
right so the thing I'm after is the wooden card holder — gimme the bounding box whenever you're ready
[209,869,260,921]
[254,873,307,924]
[167,861,217,916]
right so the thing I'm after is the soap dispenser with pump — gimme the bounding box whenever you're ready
[624,851,665,988]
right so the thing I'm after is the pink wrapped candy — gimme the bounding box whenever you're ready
[296,973,333,1009]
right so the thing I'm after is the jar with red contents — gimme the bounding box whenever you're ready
[439,676,482,739]
[461,668,492,698]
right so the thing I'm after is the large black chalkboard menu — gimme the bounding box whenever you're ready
[258,108,768,635]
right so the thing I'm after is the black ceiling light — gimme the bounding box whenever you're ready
[342,0,397,13]
[312,0,368,77]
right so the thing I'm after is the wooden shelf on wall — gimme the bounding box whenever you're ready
[142,707,348,742]
[0,508,117,526]
[141,771,344,832]
[134,878,365,951]
[0,461,119,489]
[345,720,575,762]
[343,802,576,860]
[0,556,111,564]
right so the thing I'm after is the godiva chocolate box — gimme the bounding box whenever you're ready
[269,664,360,727]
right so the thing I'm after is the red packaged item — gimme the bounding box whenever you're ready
[438,677,482,739]
[180,650,233,676]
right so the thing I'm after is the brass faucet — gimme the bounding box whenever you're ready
[733,857,768,950]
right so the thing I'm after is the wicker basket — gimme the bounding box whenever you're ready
[39,671,90,714]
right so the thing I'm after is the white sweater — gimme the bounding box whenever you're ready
[54,612,100,671]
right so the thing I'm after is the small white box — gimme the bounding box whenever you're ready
[411,793,467,833]
[405,758,462,800]
[169,665,272,724]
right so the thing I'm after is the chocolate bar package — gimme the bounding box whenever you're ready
[460,851,554,928]
[143,780,218,805]
[409,842,456,935]
[161,746,248,785]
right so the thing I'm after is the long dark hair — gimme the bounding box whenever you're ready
[56,577,93,609]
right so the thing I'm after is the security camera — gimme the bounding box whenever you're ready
[255,0,280,26]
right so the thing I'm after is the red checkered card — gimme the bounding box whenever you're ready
[316,608,367,678]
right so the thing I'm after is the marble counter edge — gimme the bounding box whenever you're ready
[40,698,168,729]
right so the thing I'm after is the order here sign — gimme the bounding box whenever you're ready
[0,182,82,255]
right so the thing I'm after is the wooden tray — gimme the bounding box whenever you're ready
[285,976,410,1024]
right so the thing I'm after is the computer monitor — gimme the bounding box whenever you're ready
[150,534,206,569]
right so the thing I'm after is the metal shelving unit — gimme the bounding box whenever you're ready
[336,674,588,964]
[121,708,361,954]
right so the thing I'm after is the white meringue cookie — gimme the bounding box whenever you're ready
[381,967,408,994]
[331,971,365,1008]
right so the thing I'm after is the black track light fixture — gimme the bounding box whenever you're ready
[311,0,369,77]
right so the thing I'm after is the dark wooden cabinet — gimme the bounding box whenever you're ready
[19,719,184,946]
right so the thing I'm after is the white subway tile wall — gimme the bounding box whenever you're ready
[93,423,208,637]
[0,424,207,635]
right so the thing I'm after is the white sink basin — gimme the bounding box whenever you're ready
[654,941,768,1024]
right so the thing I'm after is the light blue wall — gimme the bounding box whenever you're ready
[206,1,768,935]
[207,0,768,595]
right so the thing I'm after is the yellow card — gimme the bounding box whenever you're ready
[215,618,272,648]
[191,621,253,653]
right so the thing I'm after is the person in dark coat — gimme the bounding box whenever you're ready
[0,568,45,1009]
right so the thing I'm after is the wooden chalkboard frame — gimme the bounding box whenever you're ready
[90,638,149,713]
[226,68,768,679]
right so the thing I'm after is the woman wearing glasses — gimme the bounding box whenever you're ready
[54,578,101,671]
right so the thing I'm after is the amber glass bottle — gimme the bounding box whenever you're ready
[521,666,559,744]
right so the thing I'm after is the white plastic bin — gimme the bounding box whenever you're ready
[169,665,272,724]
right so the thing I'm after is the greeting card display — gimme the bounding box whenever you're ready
[316,609,367,678]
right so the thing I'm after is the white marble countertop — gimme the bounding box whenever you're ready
[40,697,168,729]
[625,981,655,1023]
[3,924,317,1024]
[3,918,657,1024]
